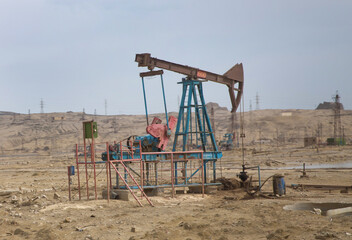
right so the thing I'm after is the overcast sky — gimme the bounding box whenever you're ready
[0,0,351,115]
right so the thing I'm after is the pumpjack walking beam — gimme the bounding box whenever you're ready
[135,53,244,113]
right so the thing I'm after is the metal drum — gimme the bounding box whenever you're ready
[273,174,286,196]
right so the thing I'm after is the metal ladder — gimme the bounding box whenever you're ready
[109,160,154,207]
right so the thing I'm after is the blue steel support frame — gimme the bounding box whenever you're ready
[197,83,219,152]
[172,79,218,151]
[172,79,220,183]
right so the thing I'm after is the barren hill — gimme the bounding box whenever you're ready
[1,106,351,156]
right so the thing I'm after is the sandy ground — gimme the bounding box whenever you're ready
[1,107,352,239]
[1,144,352,240]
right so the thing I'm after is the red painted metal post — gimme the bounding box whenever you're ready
[130,140,134,159]
[67,166,71,201]
[106,142,110,203]
[91,123,97,200]
[75,144,81,200]
[109,159,112,189]
[139,141,145,192]
[110,162,143,207]
[139,141,143,200]
[117,160,154,207]
[171,153,175,198]
[83,131,89,200]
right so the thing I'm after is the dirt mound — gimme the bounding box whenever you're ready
[216,177,241,190]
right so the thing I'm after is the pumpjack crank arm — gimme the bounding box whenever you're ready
[135,53,244,112]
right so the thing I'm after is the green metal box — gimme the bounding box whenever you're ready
[84,121,98,139]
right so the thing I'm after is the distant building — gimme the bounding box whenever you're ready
[316,101,344,110]
[52,116,66,121]
[304,137,317,147]
[281,112,292,117]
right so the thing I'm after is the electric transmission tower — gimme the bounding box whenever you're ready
[332,91,342,141]
[40,99,44,114]
[255,92,260,110]
[249,100,253,123]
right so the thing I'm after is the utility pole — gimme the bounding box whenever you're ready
[40,98,44,114]
[316,123,323,144]
[12,113,16,124]
[332,91,342,142]
[249,100,253,123]
[82,108,86,120]
[276,128,279,147]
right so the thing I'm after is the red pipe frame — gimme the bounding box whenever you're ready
[73,140,205,203]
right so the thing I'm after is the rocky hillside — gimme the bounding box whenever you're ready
[1,105,351,156]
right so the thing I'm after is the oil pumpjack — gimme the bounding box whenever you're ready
[102,53,244,188]
[135,53,244,182]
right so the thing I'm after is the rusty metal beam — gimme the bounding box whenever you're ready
[140,70,164,77]
[135,53,244,112]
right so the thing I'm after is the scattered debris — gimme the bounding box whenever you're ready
[63,217,72,223]
[313,208,322,215]
[223,196,235,201]
[216,177,241,190]
[0,190,20,196]
[14,228,28,236]
[178,221,192,230]
[314,231,337,239]
[53,192,60,199]
[75,225,96,232]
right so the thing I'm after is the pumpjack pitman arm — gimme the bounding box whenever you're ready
[135,53,244,113]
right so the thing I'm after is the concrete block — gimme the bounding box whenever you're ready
[176,190,185,194]
[187,185,218,194]
[205,186,218,194]
[187,186,203,194]
[144,188,164,197]
[102,189,132,201]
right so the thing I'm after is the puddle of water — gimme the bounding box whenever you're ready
[284,202,352,216]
